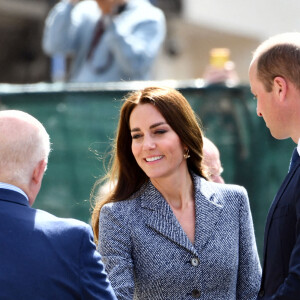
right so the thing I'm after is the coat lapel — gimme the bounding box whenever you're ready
[194,177,224,252]
[147,202,194,253]
[141,176,223,255]
[141,181,195,253]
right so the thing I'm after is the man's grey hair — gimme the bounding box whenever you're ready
[0,110,51,186]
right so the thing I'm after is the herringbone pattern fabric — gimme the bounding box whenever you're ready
[98,174,261,299]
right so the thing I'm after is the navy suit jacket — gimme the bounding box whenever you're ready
[0,188,117,300]
[257,152,300,299]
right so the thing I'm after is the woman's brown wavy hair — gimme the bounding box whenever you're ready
[91,86,207,244]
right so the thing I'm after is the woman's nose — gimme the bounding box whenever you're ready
[142,136,156,150]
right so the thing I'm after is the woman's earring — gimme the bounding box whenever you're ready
[183,149,190,159]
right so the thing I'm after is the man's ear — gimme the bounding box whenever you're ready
[32,159,47,185]
[273,76,287,101]
[27,159,47,206]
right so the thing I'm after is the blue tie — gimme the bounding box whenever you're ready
[289,148,299,172]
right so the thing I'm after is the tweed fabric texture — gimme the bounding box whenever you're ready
[98,174,261,300]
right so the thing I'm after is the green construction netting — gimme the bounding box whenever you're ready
[0,81,294,258]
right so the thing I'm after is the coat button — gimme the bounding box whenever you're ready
[258,289,264,297]
[191,289,201,298]
[191,257,199,267]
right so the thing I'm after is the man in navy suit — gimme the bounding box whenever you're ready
[249,32,300,299]
[0,110,116,300]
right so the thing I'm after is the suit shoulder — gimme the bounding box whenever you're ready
[100,197,143,229]
[217,182,247,196]
[101,198,139,217]
[199,176,247,195]
[34,208,91,236]
[216,182,248,204]
[198,177,248,209]
[33,210,95,261]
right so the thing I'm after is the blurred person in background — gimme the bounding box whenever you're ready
[91,86,261,299]
[0,110,116,300]
[42,0,166,83]
[203,48,239,86]
[203,137,224,184]
[249,32,300,300]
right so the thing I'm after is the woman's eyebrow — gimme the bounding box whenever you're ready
[149,122,166,129]
[131,122,167,132]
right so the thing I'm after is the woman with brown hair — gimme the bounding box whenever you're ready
[91,86,261,300]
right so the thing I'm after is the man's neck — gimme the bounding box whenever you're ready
[0,182,29,202]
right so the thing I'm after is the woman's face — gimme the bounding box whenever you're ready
[129,103,187,180]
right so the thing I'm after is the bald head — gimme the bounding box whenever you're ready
[0,110,50,204]
[203,137,224,184]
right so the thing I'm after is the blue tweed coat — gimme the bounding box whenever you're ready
[98,174,261,300]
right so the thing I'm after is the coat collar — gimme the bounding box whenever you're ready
[140,174,223,255]
[0,188,29,207]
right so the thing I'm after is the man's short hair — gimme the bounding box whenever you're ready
[252,32,300,92]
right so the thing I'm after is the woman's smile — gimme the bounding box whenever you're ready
[145,155,164,162]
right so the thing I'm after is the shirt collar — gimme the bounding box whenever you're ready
[0,182,29,202]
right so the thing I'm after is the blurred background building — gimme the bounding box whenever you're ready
[0,0,51,83]
[0,0,300,83]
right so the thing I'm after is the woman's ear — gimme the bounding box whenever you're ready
[273,76,287,102]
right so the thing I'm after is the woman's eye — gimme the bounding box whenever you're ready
[132,134,142,139]
[155,129,167,134]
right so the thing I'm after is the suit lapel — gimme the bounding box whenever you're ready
[263,156,300,260]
